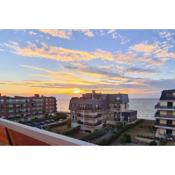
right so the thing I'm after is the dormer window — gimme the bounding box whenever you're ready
[166,93,173,97]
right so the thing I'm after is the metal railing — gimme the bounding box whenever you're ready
[154,122,175,129]
[155,103,175,109]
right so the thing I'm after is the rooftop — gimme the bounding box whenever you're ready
[160,89,175,100]
[0,93,56,99]
[69,91,129,111]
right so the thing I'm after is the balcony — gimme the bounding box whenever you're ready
[155,103,175,110]
[73,110,107,116]
[154,122,175,130]
[155,112,175,120]
[0,118,94,146]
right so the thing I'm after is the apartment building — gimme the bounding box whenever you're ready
[155,89,175,139]
[69,90,137,133]
[107,93,137,125]
[0,94,57,119]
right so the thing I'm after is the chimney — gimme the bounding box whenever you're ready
[34,94,39,97]
[92,90,95,100]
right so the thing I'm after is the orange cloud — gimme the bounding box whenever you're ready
[78,30,94,37]
[131,43,158,53]
[3,41,170,68]
[6,42,114,62]
[39,29,94,39]
[39,29,72,39]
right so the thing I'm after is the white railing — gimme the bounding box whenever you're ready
[0,118,95,146]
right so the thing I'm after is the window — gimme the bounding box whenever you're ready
[167,102,173,108]
[166,129,172,135]
[167,120,172,126]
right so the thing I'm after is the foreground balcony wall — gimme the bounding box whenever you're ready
[0,118,94,146]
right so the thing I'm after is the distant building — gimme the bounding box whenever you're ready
[69,91,137,133]
[155,89,175,139]
[106,93,137,126]
[0,94,57,119]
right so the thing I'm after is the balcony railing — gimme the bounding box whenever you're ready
[0,118,94,146]
[155,112,175,119]
[72,109,107,115]
[155,103,175,109]
[154,122,175,129]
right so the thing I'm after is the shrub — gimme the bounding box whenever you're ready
[81,128,107,141]
[63,126,80,135]
[84,119,143,145]
[159,140,167,145]
[120,134,131,144]
[55,112,68,119]
[149,140,158,145]
[96,120,143,145]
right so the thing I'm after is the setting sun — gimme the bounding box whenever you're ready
[73,88,81,94]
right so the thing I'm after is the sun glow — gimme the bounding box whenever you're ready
[73,88,81,94]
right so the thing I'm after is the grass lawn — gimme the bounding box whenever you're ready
[111,120,155,145]
[48,125,70,133]
[48,124,89,139]
[68,131,89,139]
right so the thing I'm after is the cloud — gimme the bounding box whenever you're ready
[0,78,152,96]
[99,30,129,44]
[77,30,94,37]
[28,31,37,36]
[38,29,94,39]
[39,29,72,39]
[126,67,156,74]
[159,31,175,41]
[20,64,53,73]
[2,40,171,73]
[1,61,164,96]
[129,40,175,65]
[148,78,175,89]
[20,63,153,92]
[3,41,115,62]
[130,43,158,53]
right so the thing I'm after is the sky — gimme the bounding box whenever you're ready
[0,29,175,98]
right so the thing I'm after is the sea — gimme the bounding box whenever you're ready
[56,95,157,120]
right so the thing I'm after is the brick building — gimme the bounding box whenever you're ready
[0,94,57,119]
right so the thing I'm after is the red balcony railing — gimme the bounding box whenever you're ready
[0,118,94,146]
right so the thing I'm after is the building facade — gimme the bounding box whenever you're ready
[155,89,175,140]
[69,91,137,133]
[106,93,137,125]
[0,94,57,119]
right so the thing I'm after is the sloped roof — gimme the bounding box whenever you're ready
[160,89,175,100]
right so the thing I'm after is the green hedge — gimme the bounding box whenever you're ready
[81,128,107,141]
[96,119,143,145]
[149,140,158,145]
[137,134,155,140]
[63,126,80,135]
[120,134,131,144]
